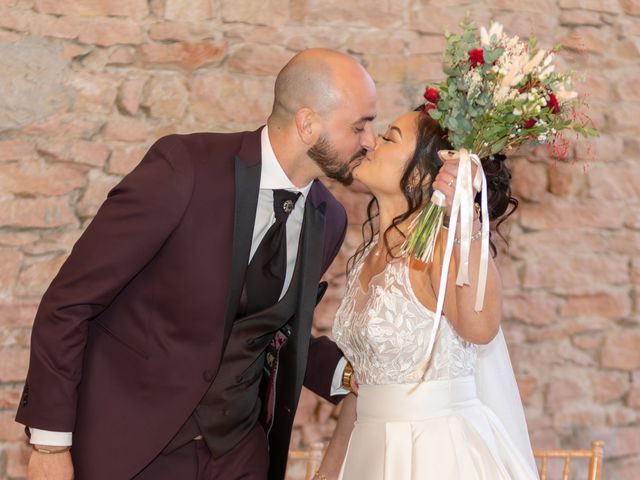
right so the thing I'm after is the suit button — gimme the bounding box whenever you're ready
[223,409,231,416]
[202,370,214,382]
[285,406,292,414]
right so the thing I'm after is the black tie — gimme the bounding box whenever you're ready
[245,189,301,314]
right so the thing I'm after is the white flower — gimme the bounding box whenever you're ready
[493,85,511,104]
[511,73,524,86]
[490,22,504,40]
[523,50,546,74]
[481,22,504,46]
[555,89,578,102]
[501,64,520,87]
[480,26,491,47]
[540,64,555,79]
[513,108,523,116]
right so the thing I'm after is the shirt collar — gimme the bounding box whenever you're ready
[260,126,313,199]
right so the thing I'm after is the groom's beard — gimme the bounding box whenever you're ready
[308,135,367,186]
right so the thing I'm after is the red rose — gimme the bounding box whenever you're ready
[523,118,536,129]
[547,92,560,114]
[423,103,436,114]
[423,87,440,104]
[469,49,484,67]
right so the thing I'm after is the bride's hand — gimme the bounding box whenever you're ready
[350,372,359,395]
[432,150,479,217]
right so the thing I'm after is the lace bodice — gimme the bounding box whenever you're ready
[333,241,477,385]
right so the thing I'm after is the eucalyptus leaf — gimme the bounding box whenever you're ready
[429,109,442,120]
[491,139,506,154]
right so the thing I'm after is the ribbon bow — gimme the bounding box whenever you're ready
[422,149,490,372]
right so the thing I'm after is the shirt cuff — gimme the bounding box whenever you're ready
[29,428,73,446]
[330,356,350,396]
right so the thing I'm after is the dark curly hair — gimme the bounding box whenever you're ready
[348,110,518,272]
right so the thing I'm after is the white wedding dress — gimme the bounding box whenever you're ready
[332,241,539,479]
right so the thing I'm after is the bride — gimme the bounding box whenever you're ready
[315,109,539,479]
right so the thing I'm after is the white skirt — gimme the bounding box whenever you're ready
[338,377,539,479]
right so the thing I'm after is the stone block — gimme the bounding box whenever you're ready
[139,41,226,70]
[35,0,149,19]
[503,292,561,326]
[0,347,29,382]
[0,197,76,229]
[293,0,405,28]
[558,0,621,13]
[0,37,73,132]
[228,44,292,76]
[601,330,640,370]
[222,0,289,27]
[165,0,214,22]
[523,252,628,291]
[0,160,86,196]
[190,72,273,127]
[117,76,148,116]
[108,144,148,176]
[15,254,66,298]
[143,75,188,119]
[69,73,118,114]
[76,170,122,217]
[103,115,149,142]
[77,18,144,46]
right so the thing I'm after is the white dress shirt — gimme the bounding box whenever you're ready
[30,126,348,446]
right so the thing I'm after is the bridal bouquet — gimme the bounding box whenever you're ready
[405,18,598,370]
[404,18,597,270]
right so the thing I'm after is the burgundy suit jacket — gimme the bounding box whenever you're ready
[16,128,347,480]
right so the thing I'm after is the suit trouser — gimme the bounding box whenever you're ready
[133,423,269,480]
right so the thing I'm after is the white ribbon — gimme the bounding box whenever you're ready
[422,149,490,374]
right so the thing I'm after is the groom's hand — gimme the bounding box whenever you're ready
[28,449,74,480]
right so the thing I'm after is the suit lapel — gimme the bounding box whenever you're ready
[222,129,262,346]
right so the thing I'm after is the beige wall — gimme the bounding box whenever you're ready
[0,0,638,478]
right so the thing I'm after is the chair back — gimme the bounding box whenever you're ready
[288,442,325,480]
[534,440,604,480]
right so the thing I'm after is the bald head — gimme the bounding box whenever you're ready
[270,48,373,122]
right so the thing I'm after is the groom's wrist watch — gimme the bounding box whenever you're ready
[341,361,354,391]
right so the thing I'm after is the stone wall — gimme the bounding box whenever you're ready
[0,0,638,479]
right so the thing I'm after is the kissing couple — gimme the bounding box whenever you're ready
[17,48,538,480]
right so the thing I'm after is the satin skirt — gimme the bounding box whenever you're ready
[338,377,539,480]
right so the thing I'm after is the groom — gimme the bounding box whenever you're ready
[16,49,376,480]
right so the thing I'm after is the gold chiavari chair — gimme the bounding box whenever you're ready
[288,442,325,480]
[534,440,604,480]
